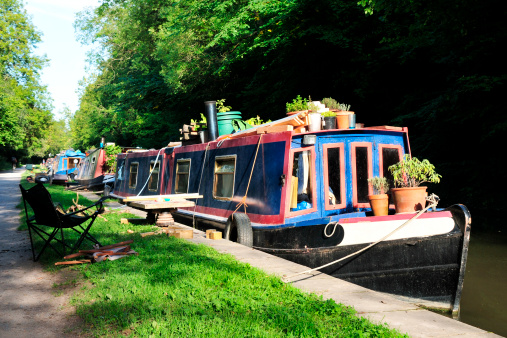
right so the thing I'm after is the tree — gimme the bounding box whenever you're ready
[0,0,53,159]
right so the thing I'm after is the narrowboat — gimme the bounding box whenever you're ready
[49,149,86,183]
[72,147,114,190]
[110,102,470,317]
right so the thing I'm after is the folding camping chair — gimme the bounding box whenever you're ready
[20,183,107,261]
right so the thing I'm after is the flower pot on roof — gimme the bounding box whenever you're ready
[336,103,354,129]
[367,176,390,216]
[388,155,441,214]
[286,95,309,116]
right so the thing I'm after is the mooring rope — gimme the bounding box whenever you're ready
[282,194,440,282]
[137,148,164,196]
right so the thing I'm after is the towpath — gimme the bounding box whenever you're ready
[0,168,81,337]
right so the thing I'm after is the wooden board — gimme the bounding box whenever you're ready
[128,199,195,210]
[123,193,202,202]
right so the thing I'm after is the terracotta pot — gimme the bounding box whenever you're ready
[391,186,427,214]
[336,112,350,129]
[368,194,389,216]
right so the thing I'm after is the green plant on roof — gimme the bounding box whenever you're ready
[322,97,340,110]
[286,95,309,113]
[191,113,207,130]
[339,103,351,111]
[368,176,389,195]
[216,99,231,113]
[321,111,336,117]
[245,115,271,126]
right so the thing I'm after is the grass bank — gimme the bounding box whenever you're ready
[19,176,408,337]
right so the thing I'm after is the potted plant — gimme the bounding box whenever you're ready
[336,103,353,129]
[286,95,309,115]
[215,99,242,136]
[367,176,390,216]
[388,155,441,214]
[321,97,340,111]
[321,111,337,130]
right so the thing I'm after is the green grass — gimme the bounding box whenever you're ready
[18,173,408,337]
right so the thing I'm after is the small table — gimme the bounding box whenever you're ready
[126,199,195,226]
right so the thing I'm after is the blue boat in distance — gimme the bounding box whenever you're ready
[49,149,86,183]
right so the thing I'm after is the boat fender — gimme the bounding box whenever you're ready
[225,213,253,247]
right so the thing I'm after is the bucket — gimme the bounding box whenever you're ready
[217,111,242,136]
[308,113,322,132]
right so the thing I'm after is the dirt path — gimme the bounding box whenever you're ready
[0,169,81,338]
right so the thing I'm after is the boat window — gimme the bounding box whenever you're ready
[380,145,403,190]
[352,143,372,206]
[91,156,96,164]
[129,162,139,189]
[148,161,160,191]
[323,144,345,209]
[213,156,236,200]
[175,159,191,194]
[290,150,313,211]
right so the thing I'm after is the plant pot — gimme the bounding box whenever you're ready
[336,112,350,129]
[391,186,427,214]
[308,113,322,132]
[368,194,389,216]
[322,116,336,130]
[217,111,242,136]
[199,129,209,143]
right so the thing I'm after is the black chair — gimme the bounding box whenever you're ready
[20,183,107,261]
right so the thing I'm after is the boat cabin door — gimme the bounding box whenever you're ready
[320,138,375,215]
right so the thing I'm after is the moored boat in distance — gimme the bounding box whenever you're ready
[110,102,471,318]
[49,149,86,184]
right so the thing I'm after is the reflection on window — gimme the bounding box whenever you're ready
[129,163,139,189]
[326,147,342,205]
[213,156,235,199]
[117,162,125,181]
[175,159,191,194]
[148,161,160,191]
[290,150,313,211]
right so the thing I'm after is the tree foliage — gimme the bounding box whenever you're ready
[72,0,506,229]
[0,0,54,161]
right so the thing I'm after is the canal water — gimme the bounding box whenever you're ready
[460,231,507,336]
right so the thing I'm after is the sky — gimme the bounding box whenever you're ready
[24,0,101,119]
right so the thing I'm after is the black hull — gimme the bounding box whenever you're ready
[71,175,106,190]
[259,231,463,306]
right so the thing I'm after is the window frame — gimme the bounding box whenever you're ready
[378,144,404,178]
[323,143,346,210]
[148,160,161,192]
[213,155,237,201]
[351,142,373,208]
[175,159,191,194]
[129,162,139,189]
[286,146,318,217]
